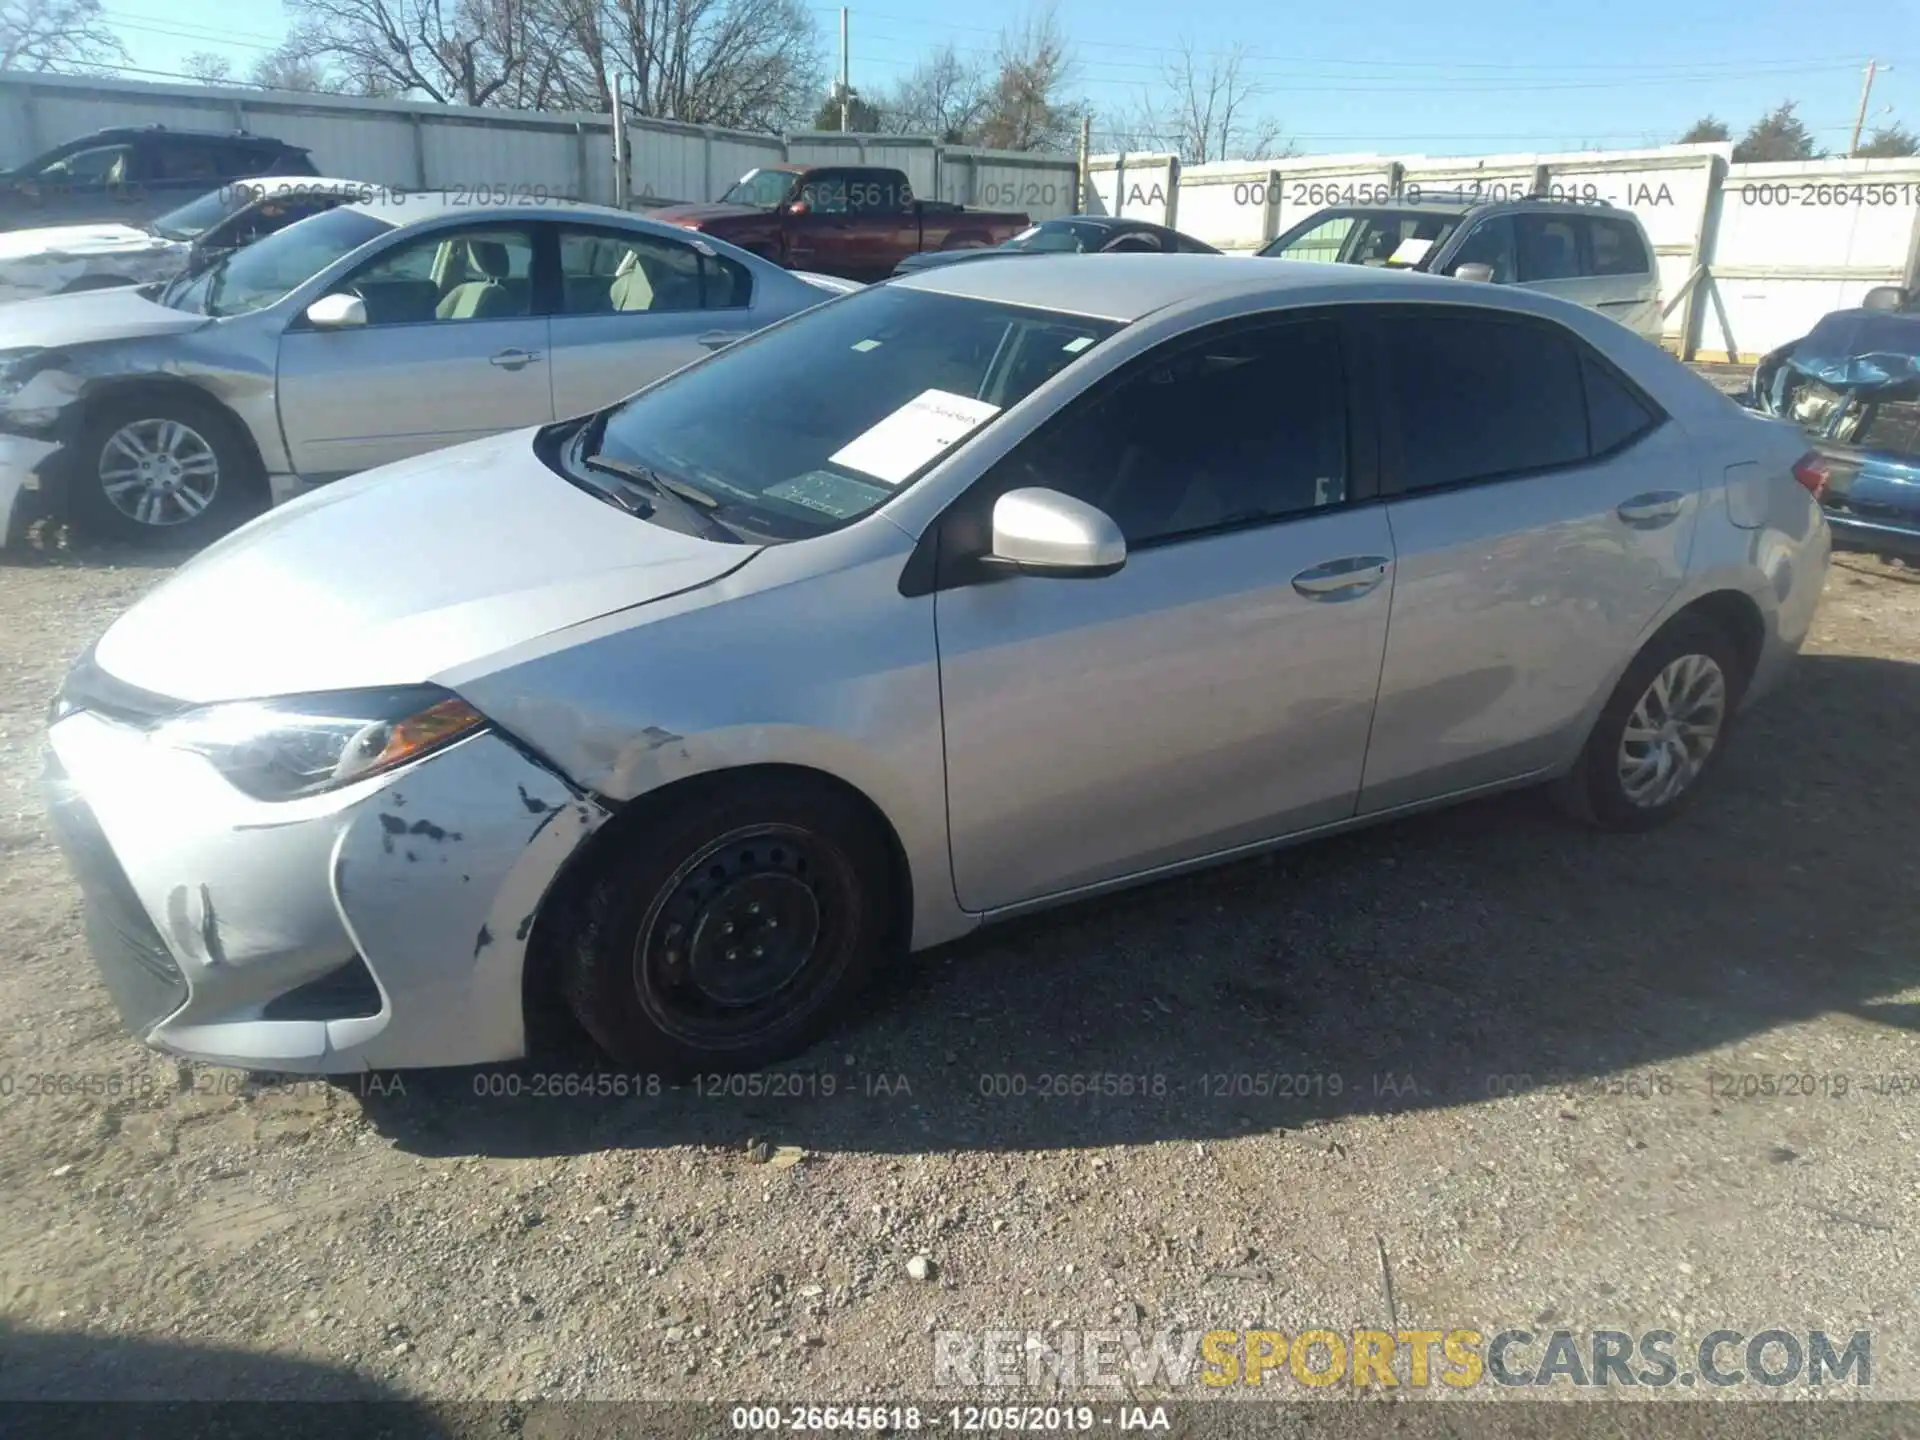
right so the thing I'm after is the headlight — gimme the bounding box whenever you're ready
[150,685,487,801]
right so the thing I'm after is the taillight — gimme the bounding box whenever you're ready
[1791,452,1830,499]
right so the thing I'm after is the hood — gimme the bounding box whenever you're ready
[92,429,761,704]
[0,222,174,263]
[0,284,210,346]
[1777,309,1920,398]
[648,202,771,228]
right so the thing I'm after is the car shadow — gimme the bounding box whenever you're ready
[345,652,1920,1160]
[0,1325,446,1434]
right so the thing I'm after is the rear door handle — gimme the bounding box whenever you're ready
[489,348,541,370]
[696,330,747,351]
[1291,555,1391,600]
[1616,491,1685,526]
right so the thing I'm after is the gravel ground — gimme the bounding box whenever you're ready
[1,511,1917,1417]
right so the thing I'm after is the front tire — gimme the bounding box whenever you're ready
[1559,616,1744,831]
[69,391,262,547]
[557,774,897,1075]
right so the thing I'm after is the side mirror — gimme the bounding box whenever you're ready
[304,292,367,328]
[1453,262,1497,284]
[988,487,1126,577]
[788,200,810,216]
[1861,285,1908,312]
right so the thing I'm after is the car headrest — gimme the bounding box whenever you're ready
[468,240,511,279]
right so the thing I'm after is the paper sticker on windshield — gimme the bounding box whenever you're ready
[851,339,882,352]
[828,389,1002,485]
[1388,236,1433,266]
[1062,336,1094,353]
[766,471,893,518]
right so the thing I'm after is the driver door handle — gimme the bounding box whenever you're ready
[1617,491,1685,526]
[1291,555,1391,600]
[696,330,747,351]
[489,348,541,370]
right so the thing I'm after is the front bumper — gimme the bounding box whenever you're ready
[43,711,610,1072]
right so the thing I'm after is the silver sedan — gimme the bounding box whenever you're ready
[0,195,843,547]
[44,255,1830,1077]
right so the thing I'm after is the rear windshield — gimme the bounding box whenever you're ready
[1261,209,1463,268]
[583,284,1123,540]
[149,184,247,241]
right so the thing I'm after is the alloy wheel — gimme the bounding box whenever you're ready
[97,418,220,528]
[1615,652,1727,809]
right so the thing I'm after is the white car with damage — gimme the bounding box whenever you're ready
[0,175,370,306]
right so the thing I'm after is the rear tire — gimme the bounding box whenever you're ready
[69,390,262,548]
[557,774,897,1076]
[1557,615,1745,831]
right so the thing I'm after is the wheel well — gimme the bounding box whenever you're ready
[1665,589,1765,692]
[73,379,269,494]
[519,763,916,1053]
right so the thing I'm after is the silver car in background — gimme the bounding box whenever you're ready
[44,256,1828,1079]
[0,176,369,305]
[1260,194,1664,342]
[0,195,843,547]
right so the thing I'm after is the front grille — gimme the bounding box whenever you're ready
[41,752,189,1033]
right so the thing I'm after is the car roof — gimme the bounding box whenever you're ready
[1317,194,1634,219]
[893,252,1530,322]
[86,125,303,148]
[343,192,635,224]
[228,175,366,194]
[333,193,796,270]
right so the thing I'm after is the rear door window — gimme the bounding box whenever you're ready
[1584,216,1652,277]
[1377,310,1589,492]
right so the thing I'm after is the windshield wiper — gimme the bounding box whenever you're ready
[580,451,742,540]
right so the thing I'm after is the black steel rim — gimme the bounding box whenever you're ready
[631,823,855,1047]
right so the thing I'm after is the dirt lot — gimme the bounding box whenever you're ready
[1,524,1918,1417]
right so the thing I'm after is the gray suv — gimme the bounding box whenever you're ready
[1259,195,1662,342]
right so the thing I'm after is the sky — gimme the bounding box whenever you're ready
[102,0,1920,159]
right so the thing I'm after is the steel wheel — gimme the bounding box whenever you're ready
[1615,651,1727,810]
[630,822,855,1049]
[97,418,220,528]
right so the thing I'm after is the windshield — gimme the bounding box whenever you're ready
[719,169,797,209]
[162,207,390,317]
[1261,209,1463,268]
[1006,221,1104,253]
[149,184,248,241]
[576,285,1122,540]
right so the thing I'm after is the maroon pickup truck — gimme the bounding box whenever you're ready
[651,165,1029,284]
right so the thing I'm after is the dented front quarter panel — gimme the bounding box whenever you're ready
[46,711,608,1073]
[443,512,974,952]
[0,289,292,489]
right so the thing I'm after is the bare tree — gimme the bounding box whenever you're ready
[1,0,127,72]
[1135,35,1282,164]
[974,3,1076,152]
[181,49,234,83]
[250,42,333,91]
[285,0,535,105]
[878,42,990,142]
